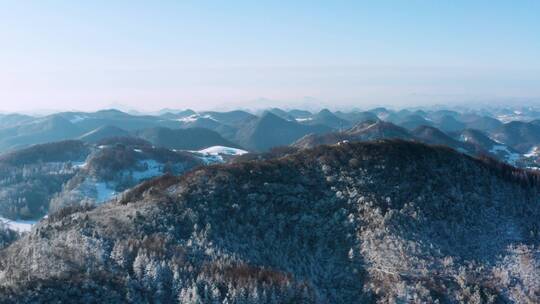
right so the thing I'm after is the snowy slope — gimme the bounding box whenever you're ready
[490,144,521,165]
[198,146,248,156]
[195,146,248,164]
[131,159,164,181]
[0,217,36,233]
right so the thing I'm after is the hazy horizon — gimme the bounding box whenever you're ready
[1,1,539,112]
[4,96,540,116]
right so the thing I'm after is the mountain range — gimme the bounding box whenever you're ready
[2,106,540,223]
[2,105,540,302]
[1,106,540,157]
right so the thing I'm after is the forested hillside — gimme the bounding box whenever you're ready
[1,141,538,303]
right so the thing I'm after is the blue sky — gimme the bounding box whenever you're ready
[0,1,539,112]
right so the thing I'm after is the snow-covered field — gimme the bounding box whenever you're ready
[196,146,248,164]
[198,146,248,156]
[0,216,36,233]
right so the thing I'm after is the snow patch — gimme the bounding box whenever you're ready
[295,117,313,122]
[177,114,217,123]
[490,145,521,165]
[195,146,248,164]
[524,146,540,158]
[72,160,88,169]
[201,114,217,121]
[459,134,470,142]
[488,135,504,144]
[92,159,166,204]
[132,159,164,181]
[198,146,248,156]
[69,115,88,123]
[177,114,199,123]
[0,216,36,233]
[95,182,116,203]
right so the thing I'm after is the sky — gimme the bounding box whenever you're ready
[0,0,539,113]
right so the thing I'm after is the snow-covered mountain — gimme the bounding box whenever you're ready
[2,141,539,302]
[0,139,248,234]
